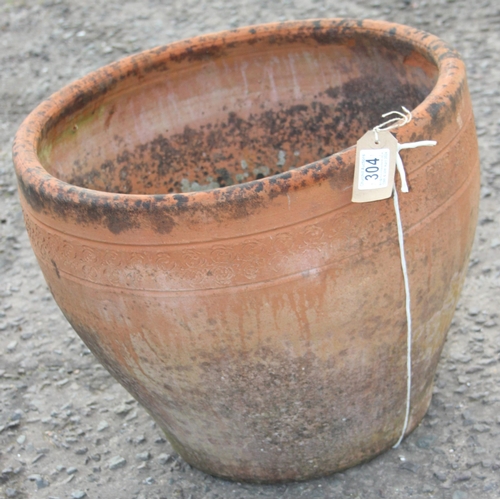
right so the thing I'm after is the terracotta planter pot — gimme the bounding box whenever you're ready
[13,19,479,482]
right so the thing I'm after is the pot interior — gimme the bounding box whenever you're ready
[38,27,439,194]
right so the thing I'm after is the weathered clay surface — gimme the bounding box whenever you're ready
[0,1,498,498]
[12,19,479,483]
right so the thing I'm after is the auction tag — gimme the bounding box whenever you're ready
[352,130,398,203]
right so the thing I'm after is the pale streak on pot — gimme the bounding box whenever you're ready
[13,19,480,482]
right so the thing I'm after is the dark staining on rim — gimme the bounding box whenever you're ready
[20,73,435,235]
[167,42,227,64]
[424,76,464,136]
[60,72,433,197]
[254,19,423,65]
[18,21,451,234]
[37,20,443,147]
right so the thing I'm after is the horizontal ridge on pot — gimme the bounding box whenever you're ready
[13,19,480,482]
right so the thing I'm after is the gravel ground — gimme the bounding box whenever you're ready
[1,0,500,498]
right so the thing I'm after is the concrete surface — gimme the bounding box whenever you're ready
[0,0,499,498]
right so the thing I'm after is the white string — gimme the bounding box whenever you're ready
[396,141,437,193]
[391,139,436,448]
[366,106,436,447]
[392,185,412,449]
[374,106,412,133]
[373,107,412,146]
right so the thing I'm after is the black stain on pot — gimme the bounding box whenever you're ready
[173,194,189,209]
[17,62,434,234]
[61,77,431,201]
[51,259,60,279]
[152,212,176,234]
[426,101,448,130]
[424,77,463,136]
[152,334,437,482]
[168,43,226,64]
[17,174,46,214]
[103,207,136,235]
[252,20,417,63]
[17,20,448,234]
[18,72,433,234]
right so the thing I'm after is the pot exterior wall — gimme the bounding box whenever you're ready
[21,110,479,482]
[14,20,480,482]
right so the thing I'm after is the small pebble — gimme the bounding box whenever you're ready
[157,453,172,465]
[136,451,151,461]
[469,393,487,401]
[400,462,419,473]
[28,474,49,489]
[32,453,45,464]
[71,490,87,499]
[172,486,184,499]
[75,447,88,455]
[108,456,126,470]
[97,420,109,432]
[416,435,437,449]
[67,467,78,474]
[454,471,472,482]
[434,469,448,482]
[5,488,17,498]
[11,410,23,421]
[473,469,487,480]
[133,435,146,445]
[484,482,498,492]
[7,341,18,352]
[114,403,132,416]
[466,365,483,374]
[473,424,490,433]
[16,435,26,445]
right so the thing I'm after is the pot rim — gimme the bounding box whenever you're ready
[13,18,465,211]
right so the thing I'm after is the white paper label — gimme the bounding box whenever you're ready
[352,130,398,203]
[358,148,390,190]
